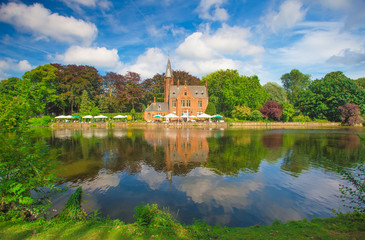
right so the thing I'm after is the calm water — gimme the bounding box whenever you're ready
[44,127,364,227]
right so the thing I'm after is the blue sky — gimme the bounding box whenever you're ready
[0,0,364,84]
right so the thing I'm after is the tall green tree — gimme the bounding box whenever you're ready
[202,70,268,116]
[281,69,311,102]
[79,90,92,115]
[263,82,287,103]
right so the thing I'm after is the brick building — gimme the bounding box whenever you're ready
[144,58,209,121]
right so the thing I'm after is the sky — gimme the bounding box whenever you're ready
[0,0,364,84]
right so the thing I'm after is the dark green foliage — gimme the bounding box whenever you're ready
[205,102,216,115]
[57,187,87,222]
[79,90,92,115]
[0,129,62,219]
[249,110,263,121]
[280,102,295,122]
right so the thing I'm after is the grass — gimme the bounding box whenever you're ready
[0,211,364,240]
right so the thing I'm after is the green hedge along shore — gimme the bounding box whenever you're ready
[0,210,364,239]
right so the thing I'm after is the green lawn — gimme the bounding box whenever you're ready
[0,212,364,240]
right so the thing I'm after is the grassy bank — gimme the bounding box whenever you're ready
[0,212,364,240]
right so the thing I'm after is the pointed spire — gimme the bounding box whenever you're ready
[165,57,173,78]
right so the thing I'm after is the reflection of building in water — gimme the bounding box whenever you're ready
[144,129,211,182]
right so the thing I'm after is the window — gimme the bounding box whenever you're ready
[184,91,187,96]
[181,100,185,107]
[148,113,150,117]
[172,100,176,107]
[187,100,191,107]
[198,100,202,107]
[201,91,204,95]
[158,105,161,110]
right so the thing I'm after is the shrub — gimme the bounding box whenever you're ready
[249,110,263,121]
[134,203,176,229]
[232,106,251,120]
[259,101,283,121]
[293,115,311,122]
[338,103,362,126]
[205,102,217,115]
[28,116,52,126]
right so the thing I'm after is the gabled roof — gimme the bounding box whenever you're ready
[165,57,173,78]
[145,102,169,112]
[169,85,208,99]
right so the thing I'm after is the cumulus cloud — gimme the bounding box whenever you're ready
[327,49,365,66]
[273,26,363,66]
[119,48,166,79]
[196,0,229,21]
[175,24,264,76]
[0,58,33,79]
[175,168,263,212]
[0,2,97,45]
[262,0,307,33]
[137,165,167,190]
[56,46,123,69]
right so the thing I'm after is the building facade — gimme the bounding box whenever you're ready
[144,58,209,121]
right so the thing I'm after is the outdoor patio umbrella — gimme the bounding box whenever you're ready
[212,114,223,120]
[94,115,108,119]
[153,115,163,119]
[113,115,127,119]
[197,113,212,118]
[164,113,179,118]
[55,115,66,119]
[64,115,73,118]
[82,115,93,119]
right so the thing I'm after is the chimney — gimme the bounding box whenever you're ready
[154,97,156,103]
[177,79,180,87]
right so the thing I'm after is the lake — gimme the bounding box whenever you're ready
[44,127,364,227]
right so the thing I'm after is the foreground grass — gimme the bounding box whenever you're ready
[0,212,364,240]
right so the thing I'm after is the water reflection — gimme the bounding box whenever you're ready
[45,127,365,227]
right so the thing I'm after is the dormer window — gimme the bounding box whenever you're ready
[201,91,204,95]
[158,105,161,110]
[184,91,187,96]
[172,91,175,95]
[195,91,198,95]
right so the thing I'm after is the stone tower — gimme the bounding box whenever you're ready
[164,57,173,103]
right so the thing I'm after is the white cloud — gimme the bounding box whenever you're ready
[137,165,166,190]
[175,24,264,76]
[0,58,33,79]
[196,0,229,21]
[119,48,166,79]
[0,2,97,45]
[262,0,307,33]
[273,27,363,66]
[56,46,123,69]
[61,0,112,10]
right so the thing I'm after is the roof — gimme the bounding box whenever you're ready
[169,85,208,99]
[145,102,169,112]
[165,57,173,78]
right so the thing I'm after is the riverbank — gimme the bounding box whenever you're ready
[51,121,343,129]
[0,212,364,240]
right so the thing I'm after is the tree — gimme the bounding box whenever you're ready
[232,106,251,120]
[260,101,283,121]
[306,71,365,121]
[79,90,92,115]
[280,102,295,122]
[205,102,217,115]
[202,70,268,116]
[338,103,362,126]
[172,70,201,85]
[281,69,311,102]
[249,110,263,121]
[116,72,143,112]
[263,82,287,103]
[52,64,103,114]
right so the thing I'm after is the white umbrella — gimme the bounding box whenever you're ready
[164,113,179,118]
[82,115,93,119]
[64,115,73,119]
[113,115,127,119]
[94,115,108,119]
[188,115,197,118]
[55,115,66,119]
[197,113,212,118]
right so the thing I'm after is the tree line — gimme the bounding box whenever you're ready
[0,64,364,129]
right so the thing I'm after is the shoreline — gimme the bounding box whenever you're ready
[50,121,344,129]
